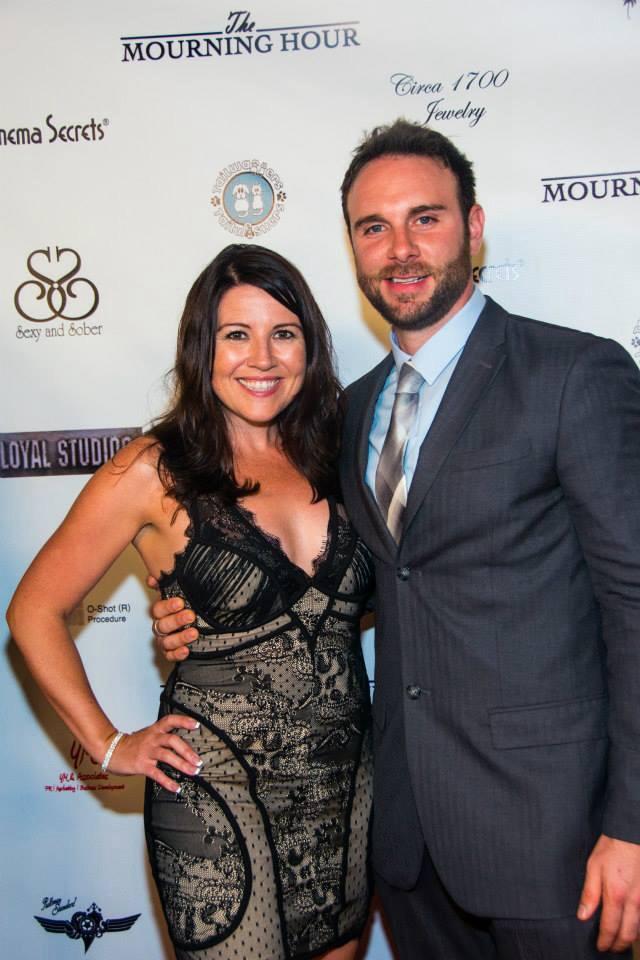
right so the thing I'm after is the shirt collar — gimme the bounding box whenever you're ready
[390,285,486,385]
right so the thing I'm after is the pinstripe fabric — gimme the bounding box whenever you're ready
[377,848,632,959]
[340,296,640,924]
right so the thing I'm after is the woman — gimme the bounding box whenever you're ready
[7,245,374,960]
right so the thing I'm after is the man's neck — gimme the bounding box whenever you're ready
[393,278,475,355]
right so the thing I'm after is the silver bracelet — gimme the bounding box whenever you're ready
[101,730,126,773]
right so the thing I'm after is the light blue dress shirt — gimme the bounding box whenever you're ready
[365,286,486,495]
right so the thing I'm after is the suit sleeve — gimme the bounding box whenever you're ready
[556,337,640,842]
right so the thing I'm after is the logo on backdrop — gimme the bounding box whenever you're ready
[0,114,107,148]
[211,160,286,237]
[121,9,360,63]
[14,246,103,342]
[40,896,78,916]
[631,319,640,363]
[0,428,141,478]
[623,0,637,18]
[388,67,510,128]
[541,169,640,203]
[34,902,140,952]
[69,601,132,626]
[43,736,129,796]
[473,259,524,284]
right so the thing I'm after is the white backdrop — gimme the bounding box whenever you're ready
[1,1,638,957]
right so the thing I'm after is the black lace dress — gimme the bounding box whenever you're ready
[144,495,374,960]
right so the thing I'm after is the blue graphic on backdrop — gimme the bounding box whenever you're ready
[631,319,640,362]
[211,160,286,238]
[223,172,274,226]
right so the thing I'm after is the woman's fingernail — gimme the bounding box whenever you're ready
[192,721,200,729]
[175,784,182,795]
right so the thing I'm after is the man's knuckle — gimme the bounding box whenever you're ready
[609,888,627,906]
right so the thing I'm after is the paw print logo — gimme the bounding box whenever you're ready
[210,160,287,237]
[631,320,640,362]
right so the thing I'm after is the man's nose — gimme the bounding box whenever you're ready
[388,226,419,262]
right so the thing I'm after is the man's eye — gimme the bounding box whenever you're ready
[416,215,435,226]
[363,223,384,235]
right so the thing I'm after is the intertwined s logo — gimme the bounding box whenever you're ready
[14,246,99,322]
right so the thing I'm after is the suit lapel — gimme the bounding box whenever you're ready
[402,298,508,538]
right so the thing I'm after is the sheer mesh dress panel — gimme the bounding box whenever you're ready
[145,495,374,960]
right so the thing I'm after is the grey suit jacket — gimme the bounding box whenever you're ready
[340,295,640,918]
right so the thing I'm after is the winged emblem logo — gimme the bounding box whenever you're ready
[34,902,140,952]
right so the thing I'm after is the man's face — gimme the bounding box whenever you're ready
[346,154,484,333]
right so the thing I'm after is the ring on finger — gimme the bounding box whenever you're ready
[151,618,166,639]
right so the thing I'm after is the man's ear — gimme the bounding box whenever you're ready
[467,204,485,256]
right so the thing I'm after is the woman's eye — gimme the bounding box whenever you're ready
[224,330,247,340]
[274,329,296,339]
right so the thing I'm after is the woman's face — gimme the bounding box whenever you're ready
[212,283,307,433]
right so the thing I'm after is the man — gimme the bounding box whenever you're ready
[151,120,640,958]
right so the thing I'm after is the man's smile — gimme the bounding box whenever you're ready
[386,275,429,288]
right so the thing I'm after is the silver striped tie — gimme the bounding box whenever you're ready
[375,362,425,542]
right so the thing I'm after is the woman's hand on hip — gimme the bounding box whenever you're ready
[107,714,202,792]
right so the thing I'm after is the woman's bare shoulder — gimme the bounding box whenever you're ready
[104,434,162,478]
[79,435,166,508]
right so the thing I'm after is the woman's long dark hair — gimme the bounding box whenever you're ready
[150,244,343,505]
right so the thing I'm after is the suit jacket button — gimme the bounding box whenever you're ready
[397,566,410,581]
[406,685,422,700]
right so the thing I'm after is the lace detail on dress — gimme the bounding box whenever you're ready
[146,494,374,959]
[232,499,332,580]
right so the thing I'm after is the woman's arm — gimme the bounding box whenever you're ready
[6,439,201,790]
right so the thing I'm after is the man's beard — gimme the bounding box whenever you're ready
[357,234,472,331]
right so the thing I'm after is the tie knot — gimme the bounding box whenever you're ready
[396,362,424,395]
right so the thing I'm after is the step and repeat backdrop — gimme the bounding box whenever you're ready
[1,1,638,957]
